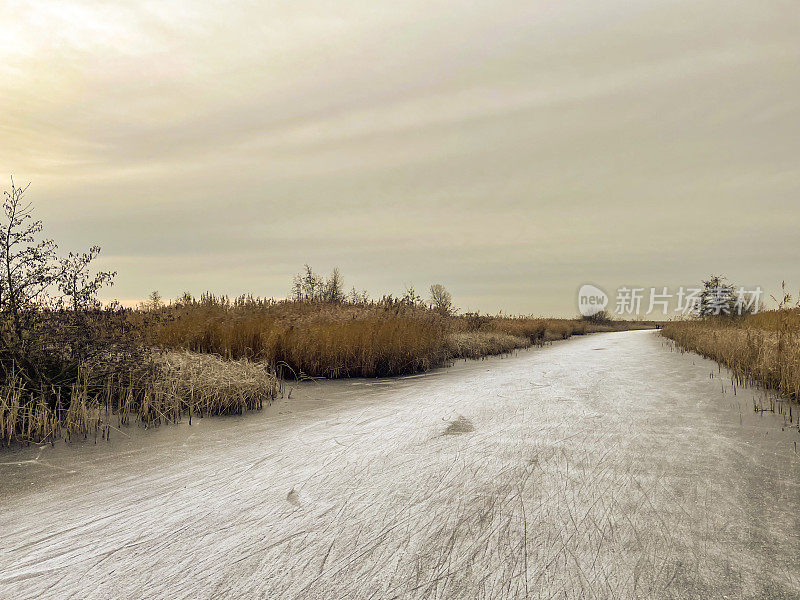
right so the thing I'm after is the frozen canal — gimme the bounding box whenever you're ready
[1,330,799,599]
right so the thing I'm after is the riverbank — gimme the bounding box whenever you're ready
[660,309,800,402]
[2,298,650,445]
[3,330,798,599]
[1,351,281,446]
[148,296,649,378]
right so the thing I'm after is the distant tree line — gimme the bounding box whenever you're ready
[287,264,457,314]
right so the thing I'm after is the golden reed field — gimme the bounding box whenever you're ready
[1,293,643,445]
[1,351,281,446]
[661,308,800,402]
[149,294,639,378]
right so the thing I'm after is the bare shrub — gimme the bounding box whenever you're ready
[0,178,121,399]
[430,284,455,315]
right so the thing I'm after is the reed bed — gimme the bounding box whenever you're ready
[444,332,530,359]
[1,292,651,445]
[463,315,629,342]
[149,296,647,379]
[152,299,450,378]
[1,297,645,445]
[1,351,281,445]
[661,309,800,401]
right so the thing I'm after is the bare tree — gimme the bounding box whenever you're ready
[291,265,346,302]
[402,284,423,307]
[148,290,163,310]
[581,309,612,324]
[290,264,324,301]
[58,247,116,311]
[348,286,369,304]
[1,177,116,391]
[1,178,57,347]
[429,284,455,314]
[290,274,303,301]
[324,267,345,303]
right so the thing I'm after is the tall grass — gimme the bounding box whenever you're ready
[1,294,647,445]
[1,352,281,445]
[150,297,451,377]
[460,314,627,342]
[661,309,800,401]
[148,295,646,379]
[444,332,529,359]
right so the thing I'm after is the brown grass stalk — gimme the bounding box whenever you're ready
[660,309,800,401]
[1,351,281,445]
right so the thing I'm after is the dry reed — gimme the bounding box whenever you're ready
[661,309,800,401]
[1,351,281,445]
[445,332,529,359]
[149,296,648,378]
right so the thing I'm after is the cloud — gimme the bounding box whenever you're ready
[1,0,798,313]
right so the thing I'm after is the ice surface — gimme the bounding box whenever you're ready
[1,330,798,599]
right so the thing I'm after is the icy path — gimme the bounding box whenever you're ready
[1,330,799,599]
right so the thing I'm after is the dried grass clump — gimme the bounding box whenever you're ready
[154,351,281,418]
[661,311,800,401]
[1,351,280,445]
[445,332,529,359]
[0,379,60,446]
[455,315,632,343]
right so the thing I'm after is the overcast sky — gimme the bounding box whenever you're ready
[2,0,798,315]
